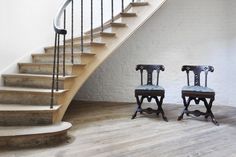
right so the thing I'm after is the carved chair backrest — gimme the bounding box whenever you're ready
[182,65,214,87]
[136,64,165,86]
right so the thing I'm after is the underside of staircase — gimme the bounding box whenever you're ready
[0,0,166,148]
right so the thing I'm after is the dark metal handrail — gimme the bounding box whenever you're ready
[53,0,72,35]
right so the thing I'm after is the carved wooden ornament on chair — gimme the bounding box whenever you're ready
[132,64,168,122]
[177,65,219,126]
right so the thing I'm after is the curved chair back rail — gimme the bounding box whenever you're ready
[182,65,214,87]
[136,64,165,86]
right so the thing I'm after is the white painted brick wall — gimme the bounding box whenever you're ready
[76,0,236,106]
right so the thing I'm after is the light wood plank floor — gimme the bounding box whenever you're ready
[1,101,236,157]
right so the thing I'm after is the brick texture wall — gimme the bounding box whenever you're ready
[76,0,236,106]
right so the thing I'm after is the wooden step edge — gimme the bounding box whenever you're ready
[45,41,105,50]
[110,22,127,27]
[0,121,71,137]
[0,87,68,94]
[0,122,71,148]
[65,31,113,43]
[130,2,149,6]
[18,63,86,67]
[120,12,137,17]
[2,73,77,80]
[0,104,61,112]
[66,32,101,43]
[32,52,96,57]
[90,41,106,46]
[44,43,86,50]
[65,42,105,47]
[100,32,116,37]
[42,49,94,54]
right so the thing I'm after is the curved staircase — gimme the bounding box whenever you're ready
[0,0,166,148]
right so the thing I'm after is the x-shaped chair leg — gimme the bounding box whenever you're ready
[178,96,192,120]
[132,96,144,119]
[203,98,219,126]
[155,96,168,122]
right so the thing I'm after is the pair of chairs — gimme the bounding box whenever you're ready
[131,64,219,126]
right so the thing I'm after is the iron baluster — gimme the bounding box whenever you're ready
[81,0,84,52]
[91,0,93,42]
[111,0,114,22]
[101,0,104,32]
[122,0,124,12]
[63,9,66,76]
[71,0,74,64]
[56,34,60,91]
[51,33,58,109]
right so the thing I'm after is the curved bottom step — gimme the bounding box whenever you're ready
[0,122,72,149]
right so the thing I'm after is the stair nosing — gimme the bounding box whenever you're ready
[32,52,96,57]
[18,63,86,66]
[110,22,127,27]
[100,32,116,37]
[130,2,149,6]
[0,122,72,137]
[0,104,61,112]
[2,73,77,80]
[45,41,106,50]
[0,87,68,94]
[120,12,137,17]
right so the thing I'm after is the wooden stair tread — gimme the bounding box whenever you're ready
[120,12,137,17]
[100,31,116,37]
[130,2,149,6]
[45,41,106,50]
[18,63,86,75]
[0,86,67,94]
[0,121,71,137]
[44,43,86,49]
[2,73,77,80]
[18,63,86,67]
[0,104,60,111]
[66,33,102,43]
[32,52,96,57]
[110,22,127,27]
[90,41,106,45]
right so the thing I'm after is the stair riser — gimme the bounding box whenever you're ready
[111,23,127,27]
[3,77,66,89]
[33,55,81,64]
[0,92,63,105]
[120,13,137,17]
[131,2,149,6]
[0,130,68,148]
[0,112,54,126]
[100,32,116,37]
[45,46,90,54]
[45,46,80,54]
[32,55,93,64]
[19,64,73,75]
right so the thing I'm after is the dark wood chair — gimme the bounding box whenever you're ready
[131,64,168,122]
[177,65,219,126]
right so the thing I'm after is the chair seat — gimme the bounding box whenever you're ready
[182,86,215,97]
[135,85,164,96]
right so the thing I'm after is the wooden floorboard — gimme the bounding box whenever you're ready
[1,101,236,157]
